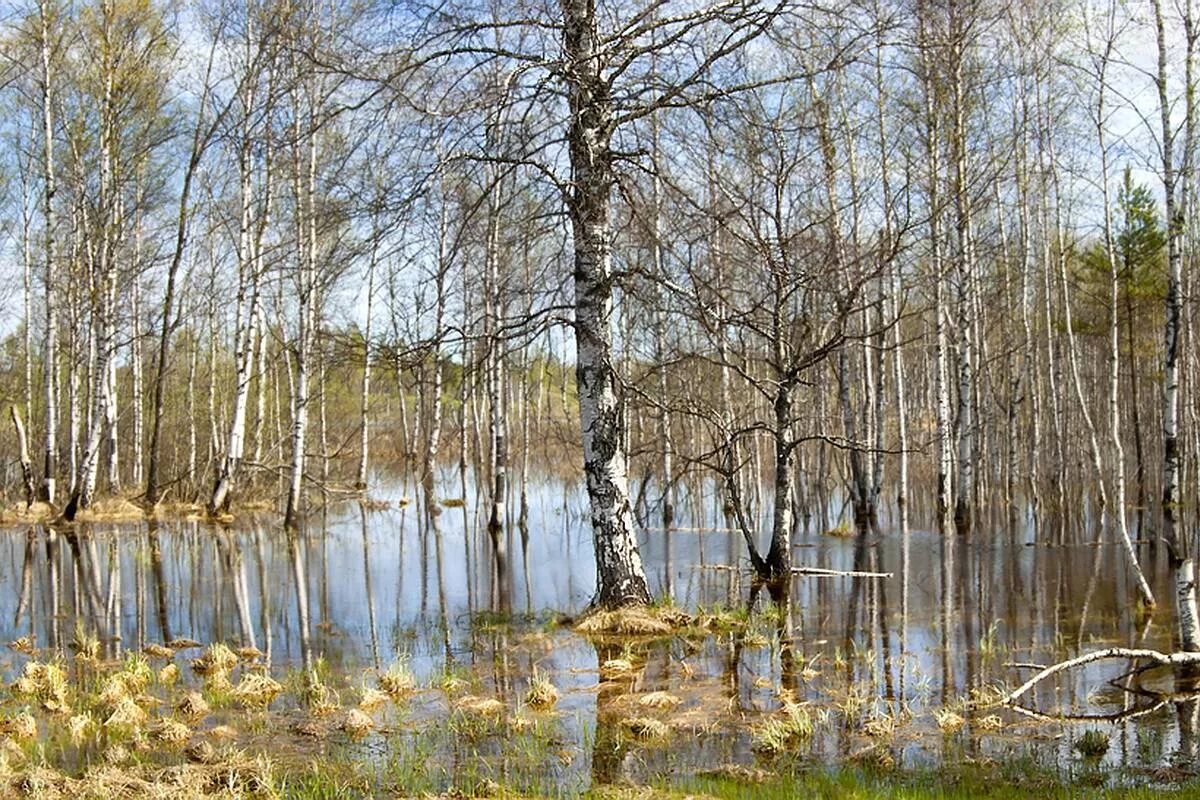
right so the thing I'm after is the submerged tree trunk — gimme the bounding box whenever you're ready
[562,0,651,608]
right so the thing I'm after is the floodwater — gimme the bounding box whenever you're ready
[0,474,1193,793]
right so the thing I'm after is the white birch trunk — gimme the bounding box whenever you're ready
[562,0,651,607]
[39,0,58,505]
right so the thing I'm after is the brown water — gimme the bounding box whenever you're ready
[0,478,1192,793]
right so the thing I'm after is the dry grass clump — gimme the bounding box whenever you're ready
[0,501,54,524]
[70,627,100,661]
[191,643,239,676]
[103,744,131,766]
[575,607,675,637]
[7,636,34,655]
[822,521,855,538]
[67,714,93,745]
[378,662,417,699]
[454,695,505,718]
[621,716,670,739]
[75,497,145,521]
[103,697,148,731]
[291,719,325,738]
[638,691,681,711]
[153,501,206,521]
[0,713,37,740]
[231,673,283,709]
[358,687,389,712]
[302,679,340,716]
[185,740,218,765]
[143,643,175,660]
[934,707,966,733]
[236,646,263,662]
[0,752,278,798]
[360,497,391,511]
[976,714,1004,731]
[751,702,814,755]
[208,724,237,740]
[340,708,374,738]
[159,663,180,686]
[150,718,191,745]
[439,674,469,695]
[862,714,897,738]
[12,660,70,713]
[167,638,202,650]
[525,674,559,709]
[176,691,210,720]
[697,764,774,784]
[599,658,636,680]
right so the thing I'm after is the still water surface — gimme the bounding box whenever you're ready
[0,476,1191,791]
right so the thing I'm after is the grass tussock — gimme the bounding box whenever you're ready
[176,691,210,720]
[191,643,239,677]
[821,521,855,538]
[167,638,202,651]
[574,605,693,638]
[934,707,966,733]
[159,663,181,686]
[621,716,670,740]
[73,496,145,521]
[637,691,681,711]
[340,708,374,738]
[0,753,277,799]
[142,643,175,660]
[230,673,283,709]
[525,673,559,709]
[12,660,70,713]
[149,718,191,745]
[599,658,636,680]
[0,501,55,523]
[454,695,505,718]
[378,662,417,699]
[751,702,815,755]
[357,687,389,712]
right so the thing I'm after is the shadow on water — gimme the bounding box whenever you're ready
[0,476,1197,792]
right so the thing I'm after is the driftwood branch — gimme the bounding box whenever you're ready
[696,564,891,579]
[791,566,892,578]
[1004,647,1200,707]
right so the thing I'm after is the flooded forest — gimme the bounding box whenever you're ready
[0,0,1199,797]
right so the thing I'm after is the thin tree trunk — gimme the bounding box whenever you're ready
[38,0,58,506]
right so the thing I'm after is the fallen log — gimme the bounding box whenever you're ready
[1004,647,1200,707]
[791,566,892,579]
[695,564,892,578]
